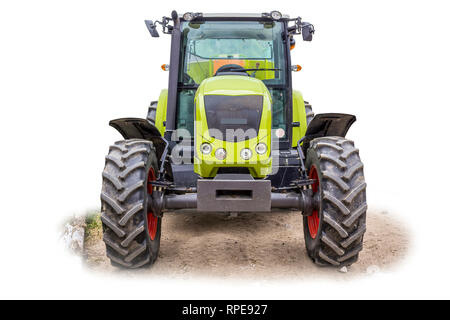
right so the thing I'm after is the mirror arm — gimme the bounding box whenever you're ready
[295,17,303,34]
[286,17,303,36]
[288,16,315,41]
[154,16,174,34]
[287,25,297,34]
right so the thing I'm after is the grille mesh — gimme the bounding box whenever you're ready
[204,95,263,142]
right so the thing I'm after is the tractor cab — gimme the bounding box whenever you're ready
[152,12,314,148]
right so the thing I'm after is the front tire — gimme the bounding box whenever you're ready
[304,136,367,267]
[100,139,161,268]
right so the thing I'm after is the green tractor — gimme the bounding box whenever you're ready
[101,10,367,269]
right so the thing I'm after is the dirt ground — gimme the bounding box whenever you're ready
[83,209,409,279]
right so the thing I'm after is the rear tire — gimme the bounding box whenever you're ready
[101,139,161,268]
[147,101,157,125]
[303,136,367,267]
[304,101,314,126]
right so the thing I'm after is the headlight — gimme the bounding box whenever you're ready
[240,148,252,160]
[255,143,267,155]
[183,12,194,21]
[200,143,212,154]
[215,148,227,160]
[270,11,282,20]
[275,128,285,138]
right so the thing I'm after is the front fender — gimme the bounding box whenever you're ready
[109,118,166,160]
[301,113,356,151]
[110,117,161,138]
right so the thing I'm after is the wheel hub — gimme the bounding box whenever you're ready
[307,165,320,239]
[147,168,158,241]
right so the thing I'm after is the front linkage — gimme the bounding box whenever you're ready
[146,113,357,218]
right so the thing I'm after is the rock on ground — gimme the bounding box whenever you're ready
[63,216,86,254]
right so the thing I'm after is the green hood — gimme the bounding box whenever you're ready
[193,75,272,178]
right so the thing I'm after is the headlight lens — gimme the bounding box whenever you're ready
[240,148,252,160]
[215,148,227,160]
[255,143,267,155]
[270,11,282,20]
[183,12,194,21]
[200,143,212,155]
[275,128,285,138]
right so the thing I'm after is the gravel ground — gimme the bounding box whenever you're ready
[83,209,409,279]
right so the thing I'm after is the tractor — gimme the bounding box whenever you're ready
[100,10,367,269]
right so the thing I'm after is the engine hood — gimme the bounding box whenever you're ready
[197,75,271,97]
[193,75,273,178]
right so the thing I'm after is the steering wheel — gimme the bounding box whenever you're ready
[214,64,247,76]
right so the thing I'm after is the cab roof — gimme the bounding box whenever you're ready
[201,13,290,19]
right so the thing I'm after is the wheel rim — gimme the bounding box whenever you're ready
[308,165,320,239]
[146,167,158,241]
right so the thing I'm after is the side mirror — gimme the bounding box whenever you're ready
[145,20,159,37]
[301,22,315,41]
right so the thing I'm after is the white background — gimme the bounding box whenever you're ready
[0,0,449,299]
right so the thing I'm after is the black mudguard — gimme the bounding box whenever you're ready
[109,118,166,160]
[302,113,356,151]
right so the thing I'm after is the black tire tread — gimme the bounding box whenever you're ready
[305,136,367,267]
[147,101,157,125]
[305,102,314,126]
[101,139,160,268]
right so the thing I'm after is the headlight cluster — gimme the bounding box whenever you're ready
[200,143,268,160]
[200,143,226,160]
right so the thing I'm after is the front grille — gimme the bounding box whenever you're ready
[204,95,263,142]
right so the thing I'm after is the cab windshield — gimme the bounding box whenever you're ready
[179,20,286,85]
[176,20,288,137]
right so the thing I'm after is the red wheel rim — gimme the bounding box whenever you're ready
[307,165,320,239]
[147,168,158,241]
